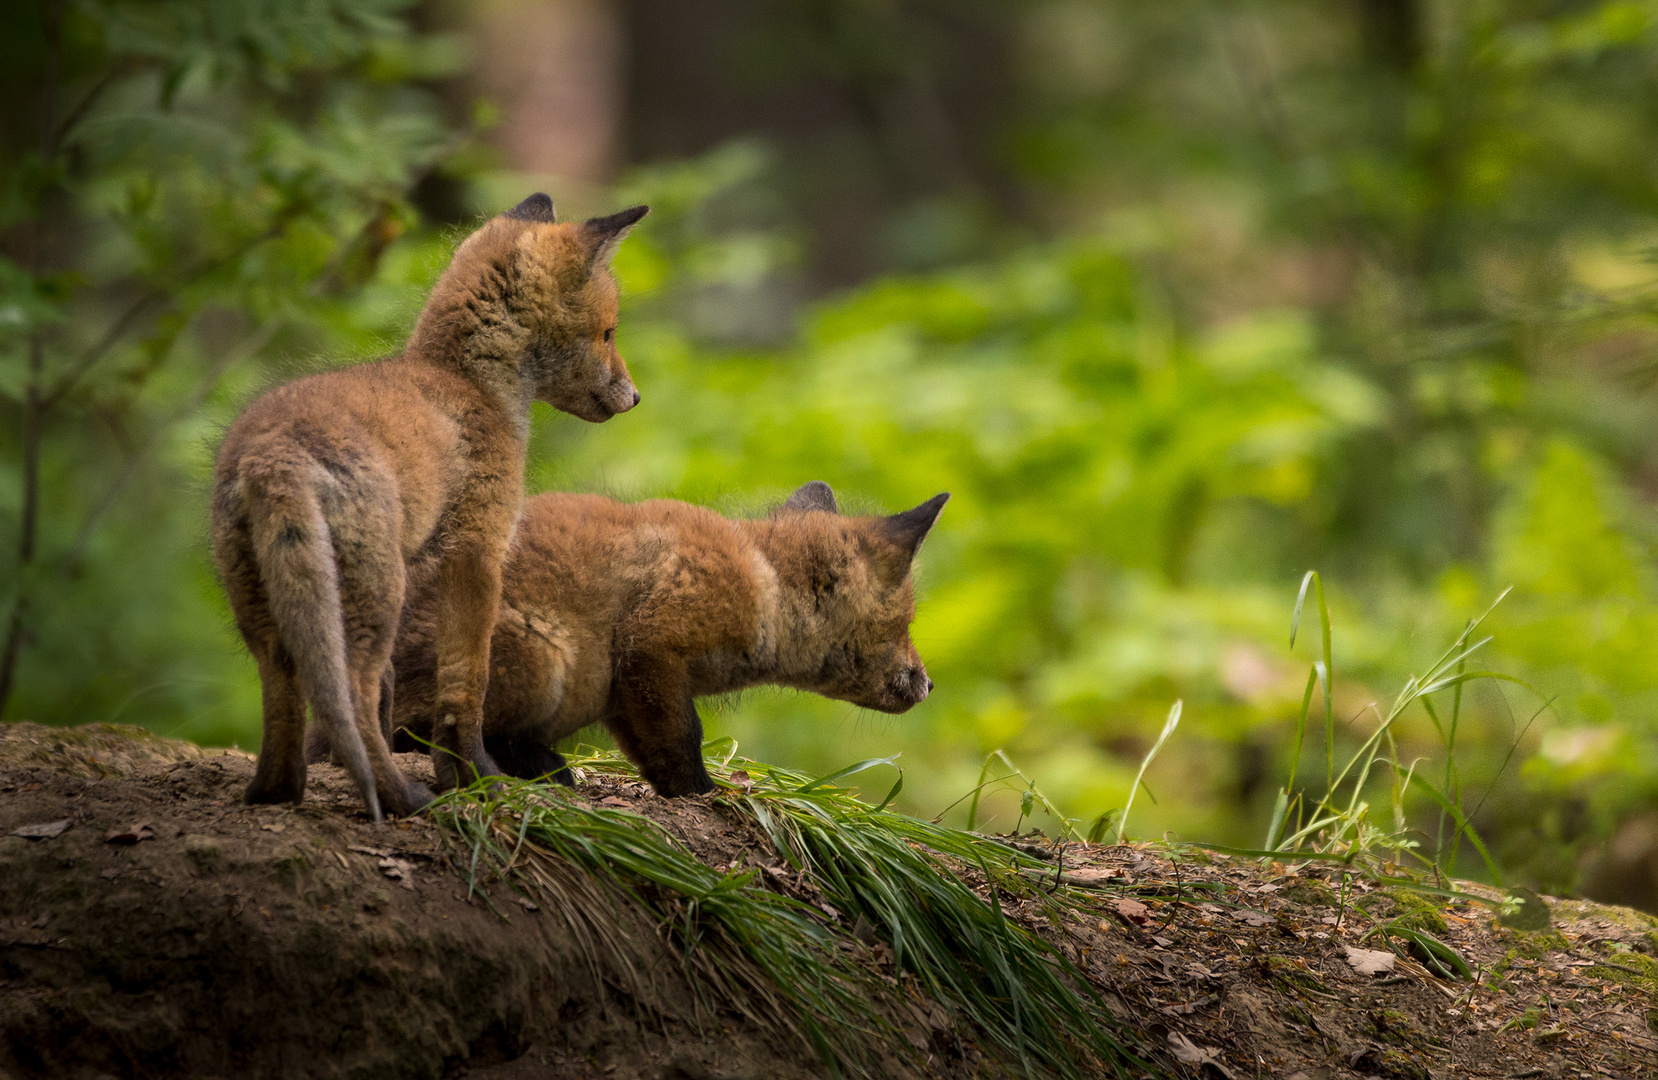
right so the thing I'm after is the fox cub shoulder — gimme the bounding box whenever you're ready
[386,482,948,795]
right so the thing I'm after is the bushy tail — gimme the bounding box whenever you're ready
[246,477,383,822]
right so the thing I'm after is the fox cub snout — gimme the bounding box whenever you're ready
[376,481,948,797]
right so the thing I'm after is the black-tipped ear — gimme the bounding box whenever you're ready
[782,481,838,514]
[583,205,649,268]
[883,493,949,559]
[504,193,557,223]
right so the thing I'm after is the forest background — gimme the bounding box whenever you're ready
[6,0,1658,904]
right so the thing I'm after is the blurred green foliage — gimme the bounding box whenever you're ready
[0,0,461,736]
[10,0,1658,896]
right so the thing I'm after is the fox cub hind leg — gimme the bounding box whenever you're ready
[246,648,308,805]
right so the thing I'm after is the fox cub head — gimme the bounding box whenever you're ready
[413,193,649,422]
[773,482,949,714]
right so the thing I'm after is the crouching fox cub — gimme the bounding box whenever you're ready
[371,482,947,795]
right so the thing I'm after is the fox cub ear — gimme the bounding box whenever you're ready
[882,493,950,560]
[582,205,650,269]
[781,481,838,514]
[504,193,557,223]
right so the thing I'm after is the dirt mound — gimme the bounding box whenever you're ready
[0,724,831,1080]
[2,723,1656,1080]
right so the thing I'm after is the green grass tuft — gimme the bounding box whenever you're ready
[425,747,1155,1080]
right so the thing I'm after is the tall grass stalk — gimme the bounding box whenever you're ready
[1115,699,1182,844]
[1260,576,1528,884]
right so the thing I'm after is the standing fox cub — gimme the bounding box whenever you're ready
[368,482,947,796]
[213,195,647,821]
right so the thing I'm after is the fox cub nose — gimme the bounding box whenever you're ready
[899,666,931,703]
[631,388,640,408]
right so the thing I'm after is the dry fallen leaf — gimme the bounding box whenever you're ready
[103,820,154,844]
[1059,867,1119,887]
[515,895,539,912]
[1344,945,1397,976]
[597,796,632,809]
[348,844,391,858]
[377,856,416,891]
[1112,897,1150,925]
[1167,1031,1237,1079]
[1231,908,1272,927]
[12,819,71,840]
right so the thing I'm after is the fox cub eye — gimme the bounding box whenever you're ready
[602,327,615,344]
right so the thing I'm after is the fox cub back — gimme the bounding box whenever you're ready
[385,482,948,795]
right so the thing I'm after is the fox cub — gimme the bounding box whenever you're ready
[377,482,947,796]
[213,195,647,821]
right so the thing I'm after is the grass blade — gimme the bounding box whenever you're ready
[1116,699,1182,844]
[797,755,900,793]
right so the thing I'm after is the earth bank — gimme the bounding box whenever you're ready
[1,723,1655,1080]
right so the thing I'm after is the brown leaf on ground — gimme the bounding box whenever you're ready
[1112,897,1150,924]
[103,820,154,844]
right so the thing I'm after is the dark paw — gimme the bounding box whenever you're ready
[430,752,460,792]
[487,737,572,783]
[385,778,435,818]
[466,749,504,783]
[648,766,716,799]
[244,773,305,806]
[430,747,504,790]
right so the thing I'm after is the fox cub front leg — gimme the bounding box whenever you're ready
[430,540,508,790]
[606,657,715,797]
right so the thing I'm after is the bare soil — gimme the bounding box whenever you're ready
[2,723,1655,1080]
